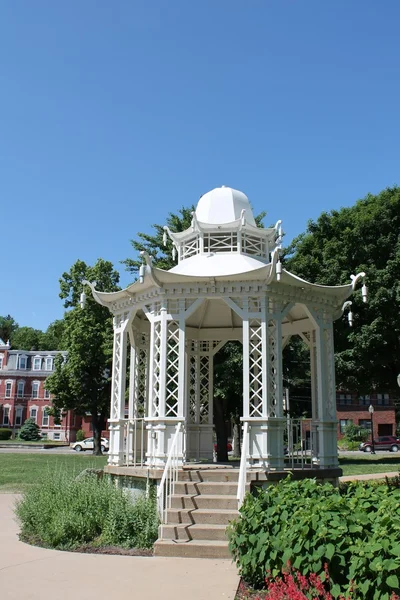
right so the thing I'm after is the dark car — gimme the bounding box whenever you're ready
[359,436,400,453]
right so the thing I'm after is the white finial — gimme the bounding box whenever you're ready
[362,283,368,303]
[163,227,168,247]
[80,291,86,309]
[139,264,145,284]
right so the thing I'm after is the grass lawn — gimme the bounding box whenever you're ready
[0,453,108,493]
[339,454,400,476]
[0,440,68,445]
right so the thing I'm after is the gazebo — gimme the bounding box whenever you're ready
[87,186,366,478]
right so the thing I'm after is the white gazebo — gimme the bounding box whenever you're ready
[87,186,366,476]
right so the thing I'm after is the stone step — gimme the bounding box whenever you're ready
[166,507,238,525]
[174,481,238,495]
[160,523,228,541]
[179,469,240,483]
[170,494,238,510]
[154,539,231,559]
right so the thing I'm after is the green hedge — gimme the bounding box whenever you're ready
[16,468,159,550]
[0,428,12,440]
[228,478,400,599]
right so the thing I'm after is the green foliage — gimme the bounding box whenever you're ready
[11,326,43,350]
[0,314,18,344]
[46,258,120,454]
[0,428,12,440]
[16,469,159,550]
[228,478,400,599]
[343,423,369,443]
[18,419,41,441]
[75,429,86,442]
[285,186,400,394]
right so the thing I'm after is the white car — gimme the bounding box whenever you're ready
[71,437,109,453]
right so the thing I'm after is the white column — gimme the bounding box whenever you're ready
[108,314,129,466]
[314,317,338,468]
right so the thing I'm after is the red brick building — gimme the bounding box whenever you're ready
[0,340,81,442]
[337,391,397,439]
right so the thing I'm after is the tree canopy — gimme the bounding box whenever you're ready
[46,259,120,454]
[285,185,400,394]
[0,315,18,344]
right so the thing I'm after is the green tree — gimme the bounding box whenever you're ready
[40,319,65,350]
[19,418,41,441]
[0,315,18,345]
[46,259,120,455]
[285,186,400,395]
[11,326,43,350]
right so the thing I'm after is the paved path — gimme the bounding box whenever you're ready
[0,495,239,600]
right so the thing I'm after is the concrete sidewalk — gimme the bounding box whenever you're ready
[0,495,239,600]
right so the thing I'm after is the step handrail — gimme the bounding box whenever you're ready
[237,421,249,508]
[157,422,182,526]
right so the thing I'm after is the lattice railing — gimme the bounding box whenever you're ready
[268,319,278,417]
[111,331,122,420]
[133,334,148,418]
[181,236,199,259]
[242,234,266,257]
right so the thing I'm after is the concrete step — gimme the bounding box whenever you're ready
[179,469,240,483]
[160,523,228,541]
[174,481,238,495]
[154,539,231,559]
[166,507,238,525]
[170,494,238,510]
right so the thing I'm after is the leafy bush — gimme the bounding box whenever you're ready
[228,478,400,599]
[16,468,159,550]
[75,429,85,442]
[343,423,369,443]
[18,418,41,441]
[0,428,12,440]
[337,439,360,451]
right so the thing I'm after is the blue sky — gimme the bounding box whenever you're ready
[1,0,399,331]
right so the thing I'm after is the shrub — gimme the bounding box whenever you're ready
[0,428,12,440]
[18,418,41,441]
[343,423,369,443]
[15,468,159,550]
[228,478,400,599]
[75,429,85,442]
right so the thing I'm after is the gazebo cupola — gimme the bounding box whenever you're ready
[164,186,282,271]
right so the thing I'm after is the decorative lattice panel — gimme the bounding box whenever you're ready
[249,319,263,417]
[199,355,210,423]
[134,334,149,418]
[111,331,122,419]
[165,321,180,417]
[268,319,279,417]
[182,235,200,259]
[188,346,198,424]
[204,232,238,253]
[242,234,266,257]
[151,321,162,417]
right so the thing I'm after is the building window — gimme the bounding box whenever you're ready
[44,389,50,399]
[15,407,23,426]
[339,419,353,434]
[359,395,370,406]
[30,407,37,422]
[2,406,10,426]
[45,357,53,371]
[42,408,49,427]
[19,355,27,370]
[377,393,390,406]
[359,419,372,431]
[33,357,41,370]
[53,432,61,441]
[0,355,3,369]
[17,381,25,398]
[32,382,40,399]
[5,381,12,398]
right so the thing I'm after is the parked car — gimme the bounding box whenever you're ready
[359,436,400,453]
[71,437,109,453]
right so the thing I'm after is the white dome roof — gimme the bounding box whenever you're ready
[195,186,256,226]
[169,252,267,277]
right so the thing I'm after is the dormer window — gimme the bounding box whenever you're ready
[33,356,42,370]
[45,357,53,371]
[19,355,27,370]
